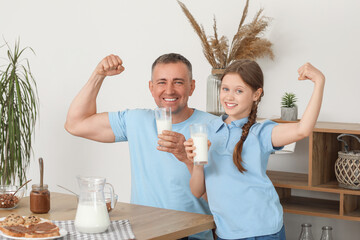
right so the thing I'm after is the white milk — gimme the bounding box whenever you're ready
[156,119,172,135]
[192,133,208,165]
[74,202,110,233]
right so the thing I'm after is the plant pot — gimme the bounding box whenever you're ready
[281,106,297,121]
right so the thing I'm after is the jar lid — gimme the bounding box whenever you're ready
[31,184,49,190]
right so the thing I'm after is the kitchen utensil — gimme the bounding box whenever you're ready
[57,184,78,197]
[39,157,44,187]
[11,179,32,198]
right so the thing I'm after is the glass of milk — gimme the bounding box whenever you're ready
[190,124,208,165]
[155,107,172,135]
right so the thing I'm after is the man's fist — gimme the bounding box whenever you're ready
[96,54,125,76]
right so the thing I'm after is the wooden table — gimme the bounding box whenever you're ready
[0,193,215,240]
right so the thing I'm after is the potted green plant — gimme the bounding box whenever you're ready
[0,39,39,186]
[281,92,297,121]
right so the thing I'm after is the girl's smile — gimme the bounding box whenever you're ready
[224,102,238,109]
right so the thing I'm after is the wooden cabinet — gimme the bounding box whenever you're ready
[267,120,360,221]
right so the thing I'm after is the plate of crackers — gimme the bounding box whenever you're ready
[0,213,67,239]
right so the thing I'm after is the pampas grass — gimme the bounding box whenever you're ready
[177,0,274,69]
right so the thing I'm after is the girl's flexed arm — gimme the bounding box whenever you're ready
[272,63,325,147]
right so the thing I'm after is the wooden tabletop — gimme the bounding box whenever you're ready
[0,192,215,240]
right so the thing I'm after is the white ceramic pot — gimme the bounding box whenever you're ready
[281,106,298,121]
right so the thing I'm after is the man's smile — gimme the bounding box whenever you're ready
[163,98,178,102]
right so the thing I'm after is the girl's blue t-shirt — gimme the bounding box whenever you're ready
[205,116,283,239]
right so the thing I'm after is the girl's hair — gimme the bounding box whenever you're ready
[222,59,264,173]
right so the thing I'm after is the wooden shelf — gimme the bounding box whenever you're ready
[281,196,339,217]
[268,121,360,221]
[344,208,360,218]
[268,171,360,195]
[267,171,308,189]
[313,122,360,134]
[273,119,360,134]
[315,182,360,196]
[281,196,360,221]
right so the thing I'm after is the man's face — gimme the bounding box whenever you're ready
[149,62,195,115]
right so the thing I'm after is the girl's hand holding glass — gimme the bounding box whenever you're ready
[184,139,211,164]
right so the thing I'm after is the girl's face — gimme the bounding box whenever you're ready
[220,73,262,123]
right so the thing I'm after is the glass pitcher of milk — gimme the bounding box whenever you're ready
[74,176,115,233]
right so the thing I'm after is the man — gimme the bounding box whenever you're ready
[65,53,216,239]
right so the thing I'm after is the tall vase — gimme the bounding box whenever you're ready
[206,68,225,116]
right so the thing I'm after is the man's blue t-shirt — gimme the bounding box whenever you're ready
[108,109,216,240]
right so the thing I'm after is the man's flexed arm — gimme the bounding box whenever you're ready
[65,55,125,143]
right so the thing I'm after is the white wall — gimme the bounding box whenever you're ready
[1,0,359,239]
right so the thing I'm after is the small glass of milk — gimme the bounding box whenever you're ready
[155,107,172,135]
[190,124,208,165]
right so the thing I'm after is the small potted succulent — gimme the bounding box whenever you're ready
[281,92,297,121]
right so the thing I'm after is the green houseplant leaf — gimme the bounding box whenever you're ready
[281,92,297,108]
[0,39,39,185]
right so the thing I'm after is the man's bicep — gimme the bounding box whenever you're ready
[73,112,115,143]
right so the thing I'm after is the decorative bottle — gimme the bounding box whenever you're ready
[298,223,315,240]
[206,68,225,116]
[320,226,333,240]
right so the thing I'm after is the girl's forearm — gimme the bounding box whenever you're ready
[189,165,206,198]
[298,79,325,137]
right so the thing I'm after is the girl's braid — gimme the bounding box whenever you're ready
[233,99,261,172]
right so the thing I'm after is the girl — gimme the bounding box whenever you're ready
[184,60,325,240]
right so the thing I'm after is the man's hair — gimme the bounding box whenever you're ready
[151,53,192,79]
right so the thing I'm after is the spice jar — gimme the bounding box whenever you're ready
[30,184,50,213]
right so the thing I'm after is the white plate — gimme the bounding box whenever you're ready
[0,217,67,239]
[0,229,67,239]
